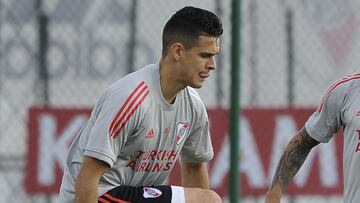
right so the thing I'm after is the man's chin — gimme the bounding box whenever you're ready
[189,83,203,89]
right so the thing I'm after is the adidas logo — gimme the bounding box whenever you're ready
[145,129,155,138]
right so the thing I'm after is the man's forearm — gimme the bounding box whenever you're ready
[182,171,209,189]
[75,157,109,203]
[181,162,210,189]
[75,183,98,203]
[268,128,319,194]
[75,171,99,203]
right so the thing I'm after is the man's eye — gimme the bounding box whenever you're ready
[201,54,212,58]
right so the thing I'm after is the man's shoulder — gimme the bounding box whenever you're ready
[347,73,360,90]
[184,87,207,113]
[105,64,156,97]
[326,73,360,96]
[96,69,155,110]
[317,73,360,113]
[185,87,202,102]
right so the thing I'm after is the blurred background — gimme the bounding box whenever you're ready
[0,0,358,202]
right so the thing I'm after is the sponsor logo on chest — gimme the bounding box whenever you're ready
[175,122,190,145]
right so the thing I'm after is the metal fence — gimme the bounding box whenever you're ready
[1,0,358,202]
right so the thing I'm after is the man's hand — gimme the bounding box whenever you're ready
[75,156,109,203]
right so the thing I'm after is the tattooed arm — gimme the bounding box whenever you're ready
[265,127,320,203]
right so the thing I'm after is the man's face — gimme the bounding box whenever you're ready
[179,36,220,88]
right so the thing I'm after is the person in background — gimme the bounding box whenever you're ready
[265,73,360,203]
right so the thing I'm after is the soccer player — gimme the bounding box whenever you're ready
[58,6,223,203]
[265,73,360,203]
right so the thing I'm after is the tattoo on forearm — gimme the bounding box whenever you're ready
[269,129,318,192]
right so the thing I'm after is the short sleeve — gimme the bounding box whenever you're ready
[83,90,139,167]
[180,105,214,163]
[305,81,347,143]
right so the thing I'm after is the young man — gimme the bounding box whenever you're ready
[58,6,223,203]
[265,73,360,203]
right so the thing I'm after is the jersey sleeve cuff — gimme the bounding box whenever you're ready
[304,122,331,143]
[83,148,116,167]
[180,151,214,163]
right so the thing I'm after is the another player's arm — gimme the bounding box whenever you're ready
[75,156,109,203]
[181,161,210,189]
[265,127,319,202]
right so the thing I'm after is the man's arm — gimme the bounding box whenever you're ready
[75,156,109,203]
[265,127,319,203]
[181,161,210,189]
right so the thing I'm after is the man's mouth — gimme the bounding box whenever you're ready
[199,73,209,79]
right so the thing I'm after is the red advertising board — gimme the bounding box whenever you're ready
[25,107,343,196]
[25,107,90,194]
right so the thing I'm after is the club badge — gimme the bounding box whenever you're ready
[175,122,190,145]
[143,187,162,198]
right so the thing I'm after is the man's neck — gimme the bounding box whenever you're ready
[159,60,185,104]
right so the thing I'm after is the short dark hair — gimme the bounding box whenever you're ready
[162,6,223,57]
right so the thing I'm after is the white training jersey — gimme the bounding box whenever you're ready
[59,64,213,203]
[305,73,360,203]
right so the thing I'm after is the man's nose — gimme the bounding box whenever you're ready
[207,56,216,70]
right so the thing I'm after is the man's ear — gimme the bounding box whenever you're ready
[169,43,184,61]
